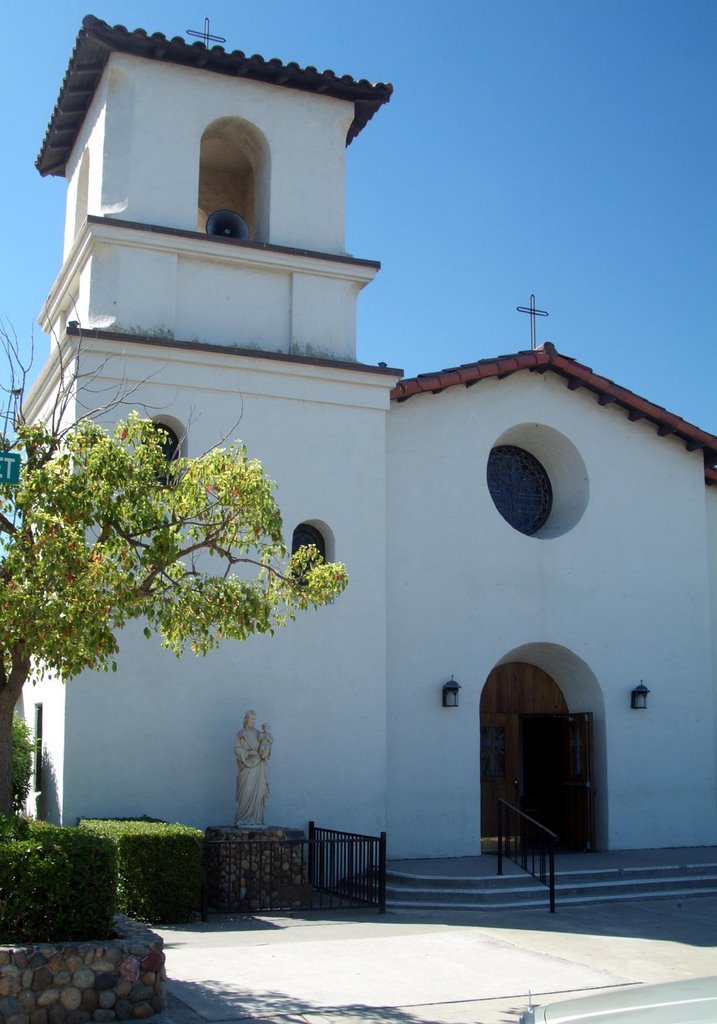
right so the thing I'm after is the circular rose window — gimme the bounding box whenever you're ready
[486,445,553,536]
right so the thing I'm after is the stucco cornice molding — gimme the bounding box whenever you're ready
[39,217,381,333]
[25,328,401,422]
[65,324,400,377]
[81,216,381,276]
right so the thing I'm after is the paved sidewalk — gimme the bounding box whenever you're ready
[155,893,717,1024]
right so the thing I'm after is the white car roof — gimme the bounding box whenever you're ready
[526,976,717,1024]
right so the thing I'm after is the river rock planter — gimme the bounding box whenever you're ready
[0,917,166,1024]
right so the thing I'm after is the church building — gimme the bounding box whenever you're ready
[21,16,717,859]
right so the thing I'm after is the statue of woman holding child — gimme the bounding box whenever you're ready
[234,710,273,826]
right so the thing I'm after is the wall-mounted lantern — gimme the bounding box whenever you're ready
[442,676,461,708]
[630,681,650,710]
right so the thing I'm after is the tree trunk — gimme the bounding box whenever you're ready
[0,647,31,816]
[0,693,17,816]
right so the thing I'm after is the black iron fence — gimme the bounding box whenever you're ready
[308,822,386,911]
[202,822,386,917]
[497,799,558,912]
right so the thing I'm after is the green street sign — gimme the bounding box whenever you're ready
[0,452,21,484]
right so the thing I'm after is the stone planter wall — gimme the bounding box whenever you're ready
[0,917,166,1024]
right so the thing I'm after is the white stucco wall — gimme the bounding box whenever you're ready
[41,340,396,837]
[23,342,717,857]
[706,485,717,831]
[386,371,717,857]
[31,35,717,861]
[43,223,376,359]
[63,53,353,255]
[49,52,375,360]
[19,669,66,824]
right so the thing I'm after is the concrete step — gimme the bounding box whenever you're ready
[387,860,717,887]
[386,861,717,910]
[389,885,717,912]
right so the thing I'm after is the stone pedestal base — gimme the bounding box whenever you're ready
[204,826,311,913]
[206,825,305,841]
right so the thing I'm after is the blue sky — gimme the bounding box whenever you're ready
[2,1,715,429]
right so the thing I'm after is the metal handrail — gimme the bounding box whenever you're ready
[497,799,558,912]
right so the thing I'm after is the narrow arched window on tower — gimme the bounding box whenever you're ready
[153,422,181,485]
[291,522,326,561]
[291,522,327,586]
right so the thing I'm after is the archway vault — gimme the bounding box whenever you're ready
[197,116,271,242]
[480,643,607,851]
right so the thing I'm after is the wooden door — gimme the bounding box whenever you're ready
[480,711,519,837]
[480,663,567,839]
[479,664,595,849]
[561,712,595,851]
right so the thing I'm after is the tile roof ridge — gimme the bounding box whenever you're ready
[390,343,717,483]
[37,15,393,176]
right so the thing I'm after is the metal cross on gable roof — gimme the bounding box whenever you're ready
[516,294,549,350]
[187,17,226,48]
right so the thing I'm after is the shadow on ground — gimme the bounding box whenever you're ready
[172,893,717,949]
[157,979,452,1024]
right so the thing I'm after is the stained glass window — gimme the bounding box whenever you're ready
[487,445,552,535]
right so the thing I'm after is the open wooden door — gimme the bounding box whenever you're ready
[480,664,595,851]
[561,712,595,851]
[480,663,567,841]
[520,712,595,849]
[480,712,519,838]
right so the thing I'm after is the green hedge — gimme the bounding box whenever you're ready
[12,714,34,813]
[79,819,203,923]
[0,821,116,942]
[0,813,31,842]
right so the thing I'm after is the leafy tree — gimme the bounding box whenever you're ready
[0,374,347,814]
[11,712,33,813]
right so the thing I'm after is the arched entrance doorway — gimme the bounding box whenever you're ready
[480,662,595,851]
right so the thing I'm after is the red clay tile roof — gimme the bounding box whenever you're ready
[37,15,393,177]
[391,343,717,484]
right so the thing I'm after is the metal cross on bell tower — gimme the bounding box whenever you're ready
[187,17,226,48]
[516,294,549,350]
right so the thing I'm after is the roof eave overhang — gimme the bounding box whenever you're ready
[37,15,393,177]
[391,343,717,484]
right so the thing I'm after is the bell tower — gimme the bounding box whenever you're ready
[37,16,392,361]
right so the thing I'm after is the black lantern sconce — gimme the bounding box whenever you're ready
[630,681,650,710]
[442,676,461,708]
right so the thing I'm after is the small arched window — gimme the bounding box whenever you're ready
[153,422,181,485]
[154,422,180,462]
[291,522,326,560]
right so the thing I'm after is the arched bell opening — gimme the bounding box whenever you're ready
[197,116,270,242]
[479,645,606,852]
